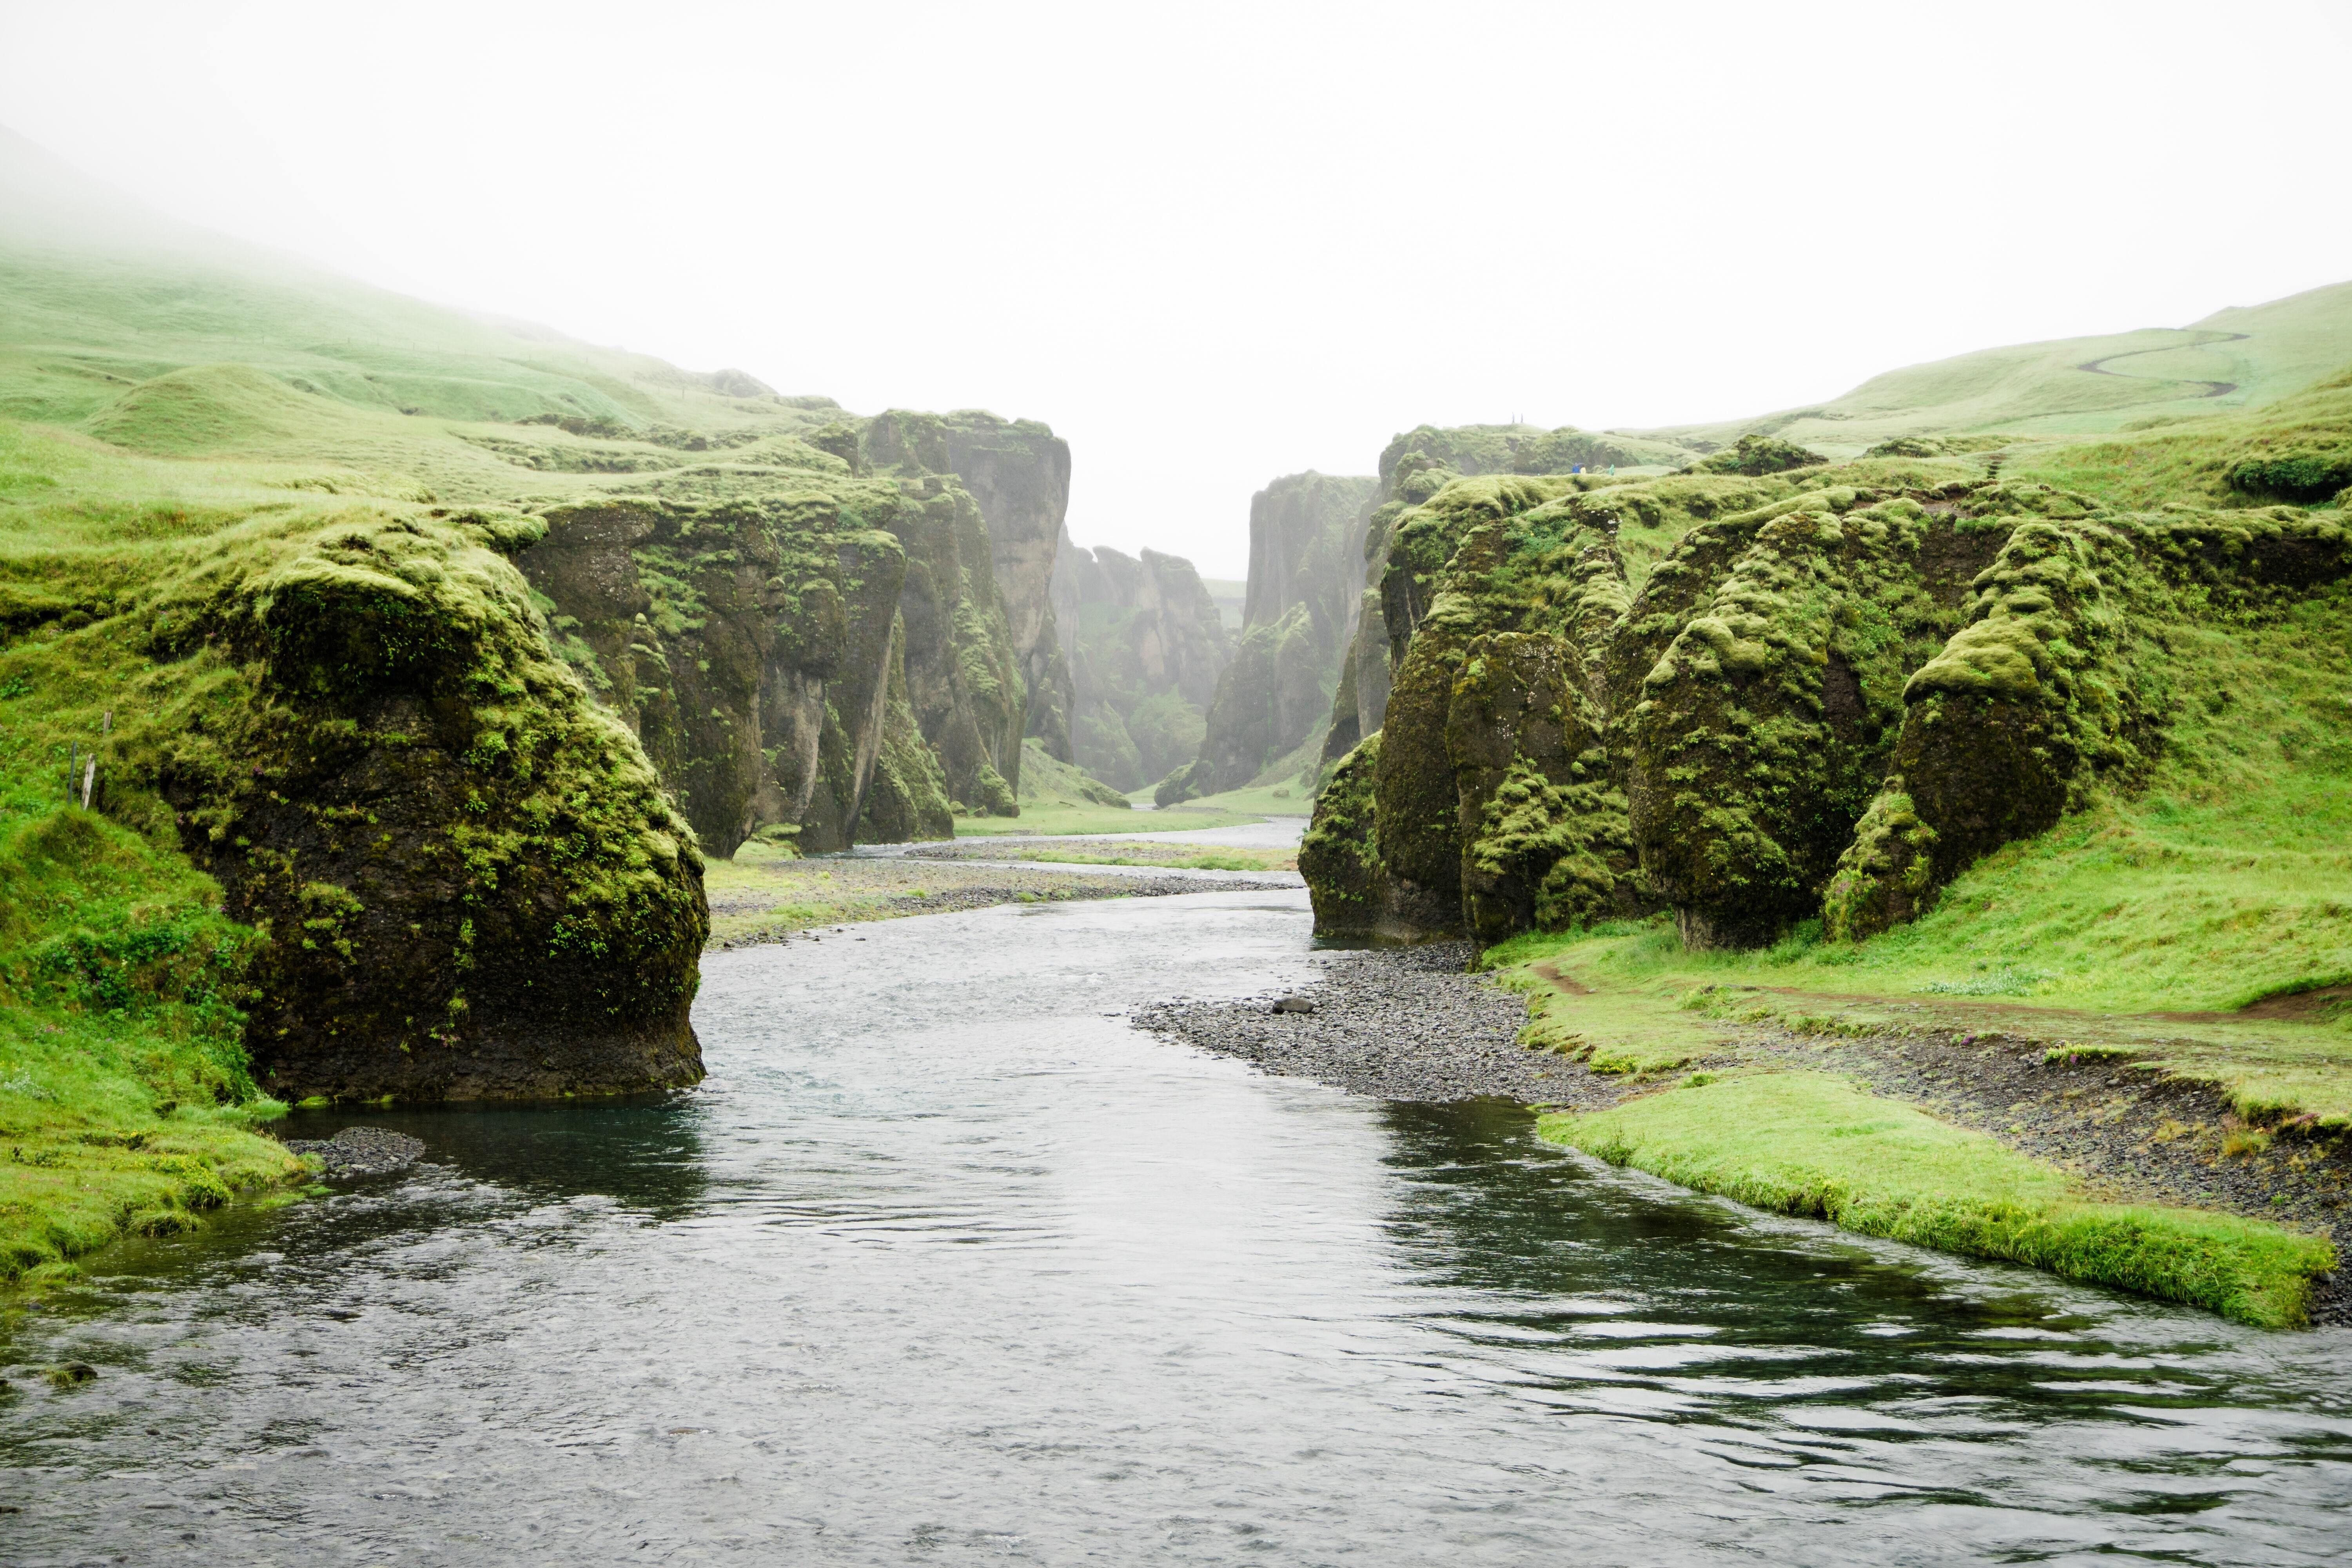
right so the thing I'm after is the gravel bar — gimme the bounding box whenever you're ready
[1135,942,1615,1106]
[281,1125,426,1176]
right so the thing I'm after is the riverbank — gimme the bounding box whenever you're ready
[1137,935,2348,1327]
[702,850,1298,949]
[906,838,1296,872]
[0,806,303,1285]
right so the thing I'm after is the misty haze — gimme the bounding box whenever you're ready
[2,4,2350,1564]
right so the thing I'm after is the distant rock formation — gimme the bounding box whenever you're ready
[863,410,1078,769]
[1052,537,1231,790]
[1157,472,1377,803]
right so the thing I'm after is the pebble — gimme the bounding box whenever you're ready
[281,1125,425,1176]
[1137,943,1614,1106]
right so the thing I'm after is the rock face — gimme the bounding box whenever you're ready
[864,409,1076,768]
[1158,472,1376,803]
[1319,423,1694,770]
[523,475,1024,853]
[1300,456,2352,948]
[1053,538,1231,790]
[132,512,708,1101]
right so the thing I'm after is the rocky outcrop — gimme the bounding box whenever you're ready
[127,512,707,1101]
[1053,538,1230,790]
[1826,501,2352,939]
[524,474,1025,853]
[886,475,1025,816]
[1158,472,1375,802]
[523,493,909,854]
[1302,457,2352,949]
[864,409,1075,769]
[1622,493,2014,947]
[1318,423,1691,773]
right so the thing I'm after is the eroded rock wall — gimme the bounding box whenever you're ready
[526,473,1023,853]
[865,409,1075,771]
[1317,423,1683,775]
[1158,471,1376,802]
[1302,457,2352,948]
[1053,537,1230,790]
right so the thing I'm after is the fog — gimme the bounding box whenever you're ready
[4,0,2347,575]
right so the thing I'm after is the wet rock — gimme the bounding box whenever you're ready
[282,1125,425,1177]
[45,1363,96,1388]
[1270,996,1316,1014]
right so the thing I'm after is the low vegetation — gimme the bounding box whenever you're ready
[1539,1074,2332,1328]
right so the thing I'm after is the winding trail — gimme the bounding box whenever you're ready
[2073,328,2251,401]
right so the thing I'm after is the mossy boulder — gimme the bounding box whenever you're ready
[134,514,705,1101]
[1693,433,1829,477]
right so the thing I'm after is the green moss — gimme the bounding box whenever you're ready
[1300,733,1385,935]
[1623,495,2009,946]
[1538,1072,2335,1328]
[1692,433,1829,477]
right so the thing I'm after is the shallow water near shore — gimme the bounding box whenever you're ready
[5,889,2349,1565]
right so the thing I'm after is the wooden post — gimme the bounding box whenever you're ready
[82,759,96,811]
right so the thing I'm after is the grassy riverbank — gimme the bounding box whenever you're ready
[1539,1074,2331,1328]
[1495,892,2350,1325]
[1472,528,2352,1325]
[0,804,299,1283]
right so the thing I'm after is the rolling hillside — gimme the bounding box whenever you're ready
[1635,280,2352,457]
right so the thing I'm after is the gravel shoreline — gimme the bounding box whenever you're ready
[1135,943,1616,1105]
[1136,946,2350,1323]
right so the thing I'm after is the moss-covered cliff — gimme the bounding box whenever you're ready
[862,409,1074,770]
[1053,540,1229,791]
[2,477,707,1107]
[1300,382,2352,948]
[1318,423,1692,773]
[522,470,1029,851]
[1157,472,1376,803]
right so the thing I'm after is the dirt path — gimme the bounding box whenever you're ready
[2072,328,2250,401]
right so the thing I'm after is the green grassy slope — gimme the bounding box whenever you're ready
[0,128,854,512]
[1637,280,2352,458]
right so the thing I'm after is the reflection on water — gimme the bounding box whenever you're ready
[4,890,2347,1566]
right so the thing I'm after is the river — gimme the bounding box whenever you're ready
[5,887,2349,1564]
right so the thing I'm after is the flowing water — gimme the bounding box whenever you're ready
[5,889,2349,1565]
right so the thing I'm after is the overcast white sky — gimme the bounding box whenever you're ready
[5,0,2350,576]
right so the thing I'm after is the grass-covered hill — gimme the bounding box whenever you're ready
[1636,281,2352,458]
